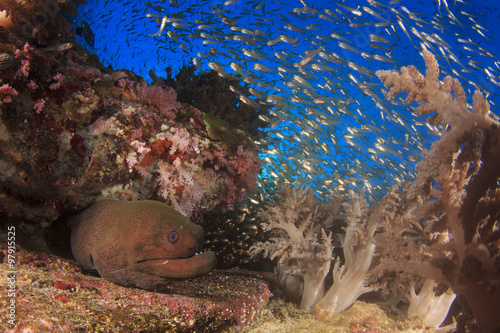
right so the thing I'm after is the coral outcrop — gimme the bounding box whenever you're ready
[0,4,267,331]
[0,26,261,229]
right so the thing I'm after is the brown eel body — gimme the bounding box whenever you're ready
[70,200,216,290]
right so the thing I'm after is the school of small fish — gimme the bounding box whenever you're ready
[77,0,500,200]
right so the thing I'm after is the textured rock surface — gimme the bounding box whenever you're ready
[0,240,270,332]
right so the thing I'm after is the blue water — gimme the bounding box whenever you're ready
[72,0,500,201]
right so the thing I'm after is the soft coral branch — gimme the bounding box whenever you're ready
[318,188,377,314]
[250,187,335,311]
[377,49,500,332]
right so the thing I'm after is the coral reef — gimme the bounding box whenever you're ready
[0,26,262,230]
[250,50,500,333]
[0,8,270,331]
[0,240,269,332]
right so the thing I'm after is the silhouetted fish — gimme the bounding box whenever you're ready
[75,20,95,48]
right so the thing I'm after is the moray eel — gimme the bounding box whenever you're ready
[70,200,217,290]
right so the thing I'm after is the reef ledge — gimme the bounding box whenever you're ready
[0,240,270,332]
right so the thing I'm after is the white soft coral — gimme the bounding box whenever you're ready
[249,187,335,311]
[251,187,381,313]
[319,189,377,313]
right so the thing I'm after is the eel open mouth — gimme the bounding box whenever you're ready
[134,251,217,279]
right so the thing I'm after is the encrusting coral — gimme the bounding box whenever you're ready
[251,49,500,333]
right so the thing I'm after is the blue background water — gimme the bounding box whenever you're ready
[71,0,500,201]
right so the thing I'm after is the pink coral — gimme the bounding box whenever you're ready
[27,80,38,90]
[117,77,134,89]
[0,83,18,103]
[137,146,151,155]
[49,73,64,90]
[134,81,180,117]
[33,99,46,114]
[172,157,181,167]
[164,127,198,155]
[14,59,30,79]
[154,159,222,218]
[14,43,30,58]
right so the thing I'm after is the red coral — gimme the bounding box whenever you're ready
[53,294,69,304]
[138,139,174,168]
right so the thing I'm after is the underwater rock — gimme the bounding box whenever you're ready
[0,241,269,332]
[0,0,81,45]
[0,26,261,230]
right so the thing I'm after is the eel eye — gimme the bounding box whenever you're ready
[168,230,179,244]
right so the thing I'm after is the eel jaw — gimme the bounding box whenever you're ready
[134,251,217,279]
